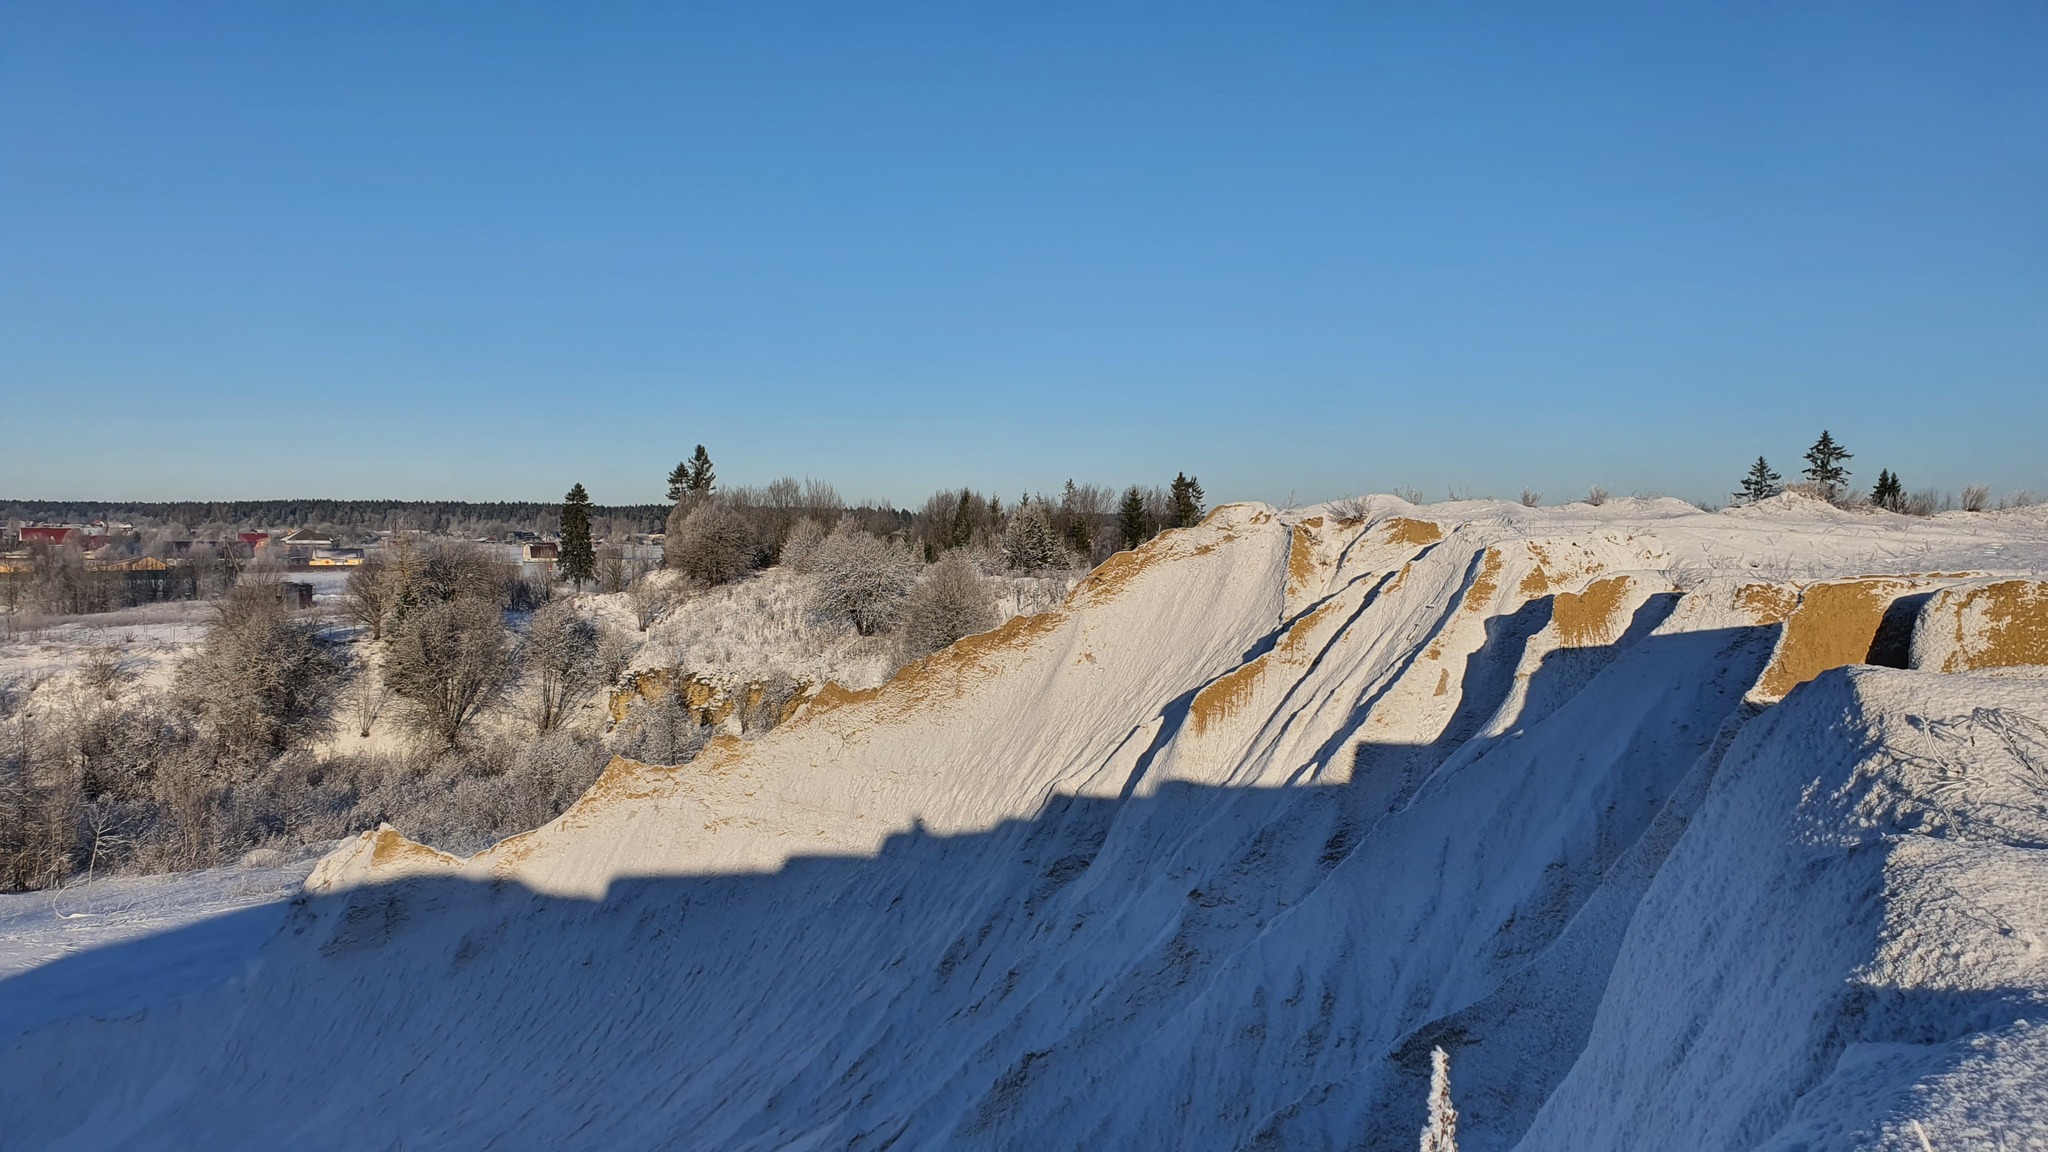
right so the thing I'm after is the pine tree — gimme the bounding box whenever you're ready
[1419,1046,1460,1152]
[949,488,975,549]
[1802,430,1853,502]
[1736,456,1783,504]
[665,460,691,503]
[1119,485,1149,550]
[559,483,596,588]
[1871,468,1904,511]
[1169,472,1205,529]
[684,445,715,497]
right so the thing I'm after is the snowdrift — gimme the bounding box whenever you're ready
[4,499,2047,1150]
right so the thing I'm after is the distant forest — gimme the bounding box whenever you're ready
[0,499,674,538]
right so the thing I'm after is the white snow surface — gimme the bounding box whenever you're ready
[3,497,2047,1150]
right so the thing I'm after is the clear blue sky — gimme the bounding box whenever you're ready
[3,2,2043,507]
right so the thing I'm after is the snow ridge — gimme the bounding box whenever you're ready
[3,498,2046,1150]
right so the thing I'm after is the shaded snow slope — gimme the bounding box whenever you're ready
[3,499,2047,1150]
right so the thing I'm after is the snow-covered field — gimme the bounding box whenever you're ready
[2,494,2046,1150]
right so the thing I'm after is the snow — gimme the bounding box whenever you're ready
[2,497,2046,1149]
[0,845,329,1033]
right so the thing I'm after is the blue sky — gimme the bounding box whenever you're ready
[3,2,2043,507]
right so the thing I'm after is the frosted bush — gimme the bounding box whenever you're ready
[779,517,829,573]
[902,551,998,659]
[807,526,919,636]
[665,502,759,585]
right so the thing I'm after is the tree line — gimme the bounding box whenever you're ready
[0,498,672,539]
[1733,430,2016,514]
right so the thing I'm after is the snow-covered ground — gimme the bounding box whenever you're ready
[3,494,2046,1150]
[0,845,330,1036]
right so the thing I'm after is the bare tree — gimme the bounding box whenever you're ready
[627,576,669,632]
[596,540,631,594]
[902,552,998,659]
[344,658,388,739]
[382,598,512,748]
[521,601,597,734]
[343,554,395,639]
[594,623,636,689]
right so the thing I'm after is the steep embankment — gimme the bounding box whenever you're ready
[3,497,2046,1150]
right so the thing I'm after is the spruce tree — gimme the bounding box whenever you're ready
[1871,469,1904,511]
[559,483,596,588]
[684,445,716,497]
[1802,430,1853,502]
[665,460,691,503]
[1169,472,1205,529]
[949,488,975,549]
[1119,485,1149,550]
[1060,479,1092,556]
[1737,456,1783,504]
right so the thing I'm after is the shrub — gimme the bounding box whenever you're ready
[610,691,709,766]
[177,584,341,759]
[779,516,829,573]
[808,526,919,636]
[1961,485,1990,513]
[1518,489,1542,508]
[1326,494,1369,522]
[902,551,998,659]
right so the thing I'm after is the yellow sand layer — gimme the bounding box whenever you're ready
[1756,578,1922,700]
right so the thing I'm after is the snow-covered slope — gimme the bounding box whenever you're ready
[4,497,2046,1150]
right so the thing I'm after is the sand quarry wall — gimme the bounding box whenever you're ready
[11,503,2048,1152]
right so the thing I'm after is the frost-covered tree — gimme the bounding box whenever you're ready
[1802,430,1853,502]
[1170,472,1205,528]
[559,483,596,588]
[808,525,919,635]
[342,553,395,639]
[664,501,757,584]
[902,551,998,658]
[1003,500,1062,572]
[1736,456,1783,505]
[779,517,829,573]
[1419,1046,1459,1152]
[178,583,341,759]
[383,597,512,748]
